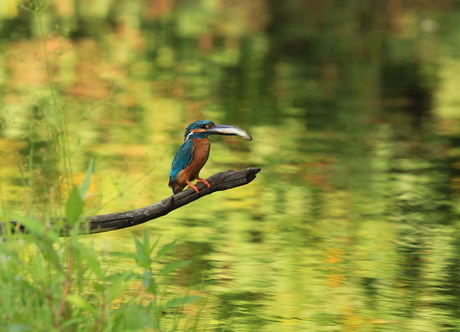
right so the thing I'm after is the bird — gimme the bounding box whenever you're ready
[169,120,252,194]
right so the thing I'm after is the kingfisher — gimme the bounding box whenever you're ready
[169,120,252,194]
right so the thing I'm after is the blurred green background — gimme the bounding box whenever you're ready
[2,0,460,330]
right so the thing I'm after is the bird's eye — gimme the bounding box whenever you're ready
[200,124,207,129]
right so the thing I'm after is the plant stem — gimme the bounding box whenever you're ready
[33,0,73,195]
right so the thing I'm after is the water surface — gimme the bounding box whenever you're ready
[1,1,460,331]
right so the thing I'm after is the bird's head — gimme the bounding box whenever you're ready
[184,120,252,141]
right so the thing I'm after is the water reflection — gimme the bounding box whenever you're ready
[2,0,460,330]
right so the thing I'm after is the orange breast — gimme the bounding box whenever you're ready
[175,138,210,188]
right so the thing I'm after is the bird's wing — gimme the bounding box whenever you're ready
[169,139,194,183]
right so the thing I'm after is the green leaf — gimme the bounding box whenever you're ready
[66,186,83,224]
[106,274,131,302]
[79,158,94,198]
[10,215,44,236]
[154,240,177,260]
[4,324,32,331]
[107,283,126,303]
[143,229,150,253]
[146,279,158,294]
[159,260,191,276]
[79,246,104,279]
[109,251,138,260]
[106,270,135,283]
[66,294,96,313]
[161,296,201,309]
[11,215,59,241]
[133,234,150,267]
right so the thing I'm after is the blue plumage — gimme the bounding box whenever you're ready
[183,120,215,140]
[169,139,194,184]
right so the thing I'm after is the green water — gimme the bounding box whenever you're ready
[2,0,460,330]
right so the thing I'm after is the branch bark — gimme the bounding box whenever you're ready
[1,167,261,236]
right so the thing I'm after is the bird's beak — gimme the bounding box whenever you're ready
[204,124,253,141]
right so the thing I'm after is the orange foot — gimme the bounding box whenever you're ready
[186,181,200,194]
[197,177,211,188]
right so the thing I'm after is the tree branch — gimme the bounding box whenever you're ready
[1,168,261,236]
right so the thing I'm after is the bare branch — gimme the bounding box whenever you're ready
[1,168,261,236]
